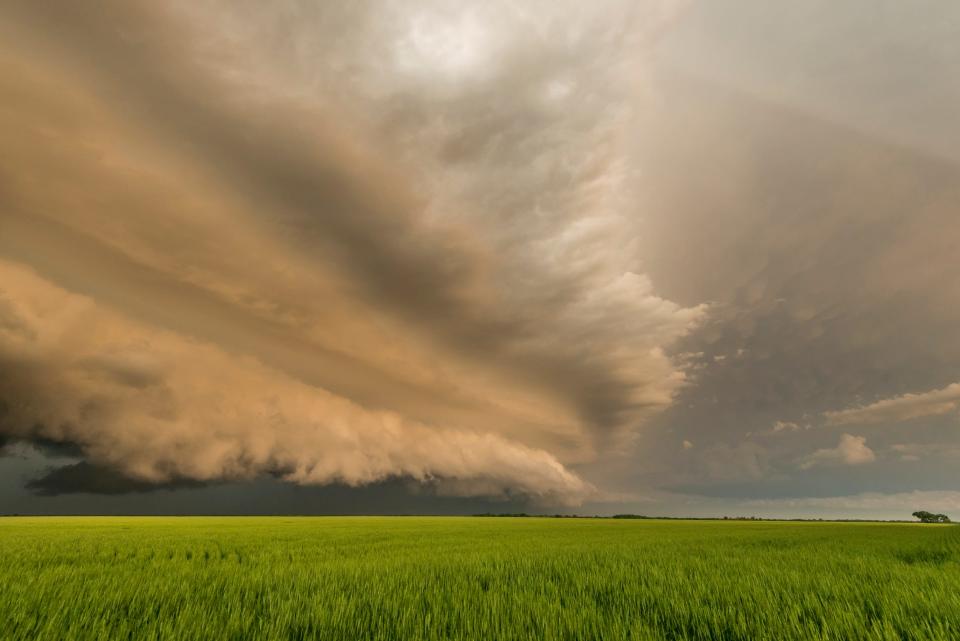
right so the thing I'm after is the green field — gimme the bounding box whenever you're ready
[1,517,958,640]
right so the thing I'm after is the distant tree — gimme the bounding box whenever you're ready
[913,510,951,523]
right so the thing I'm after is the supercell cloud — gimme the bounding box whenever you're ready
[0,1,700,504]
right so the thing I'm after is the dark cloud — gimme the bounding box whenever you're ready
[21,437,85,460]
[26,461,207,496]
[12,473,532,515]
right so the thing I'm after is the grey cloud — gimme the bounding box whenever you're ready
[698,442,770,483]
[615,64,960,496]
[642,2,959,505]
[655,0,960,165]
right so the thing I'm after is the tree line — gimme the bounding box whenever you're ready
[912,510,951,523]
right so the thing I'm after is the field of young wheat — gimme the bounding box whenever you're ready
[1,516,957,640]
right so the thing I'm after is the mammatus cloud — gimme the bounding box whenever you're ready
[825,383,960,426]
[0,1,700,502]
[797,434,875,470]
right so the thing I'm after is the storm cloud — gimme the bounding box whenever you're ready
[2,1,958,518]
[0,0,700,504]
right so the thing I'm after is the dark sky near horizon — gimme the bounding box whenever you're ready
[2,0,959,519]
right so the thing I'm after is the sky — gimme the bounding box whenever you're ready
[1,1,958,520]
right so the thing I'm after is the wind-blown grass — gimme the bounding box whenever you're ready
[1,517,957,640]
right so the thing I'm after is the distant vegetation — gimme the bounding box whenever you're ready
[477,512,932,523]
[914,510,952,523]
[2,516,958,640]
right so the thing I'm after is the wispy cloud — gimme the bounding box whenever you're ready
[825,383,960,426]
[889,442,960,463]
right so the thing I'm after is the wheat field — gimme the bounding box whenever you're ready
[1,516,958,640]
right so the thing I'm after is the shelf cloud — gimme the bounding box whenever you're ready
[0,0,700,503]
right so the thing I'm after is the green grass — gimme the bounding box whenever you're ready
[1,517,958,640]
